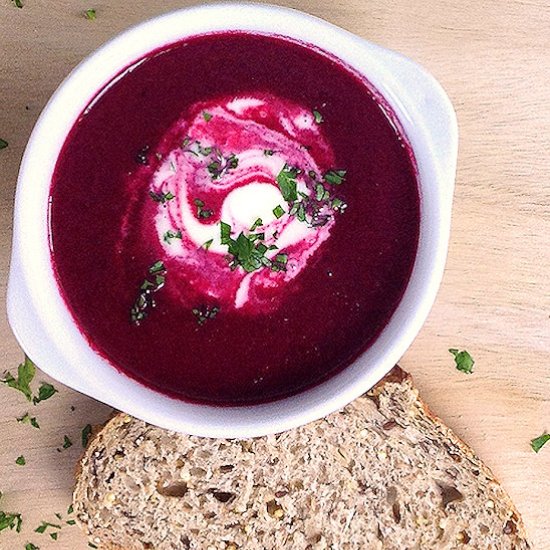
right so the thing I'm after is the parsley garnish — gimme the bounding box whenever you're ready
[130,261,167,324]
[163,230,182,244]
[272,205,284,219]
[33,383,57,404]
[531,432,550,453]
[250,218,263,231]
[202,111,212,121]
[193,198,213,219]
[11,0,23,7]
[264,149,274,156]
[50,532,58,540]
[1,357,35,401]
[0,138,8,149]
[207,151,238,179]
[0,493,22,533]
[271,253,288,272]
[276,164,299,202]
[66,519,76,526]
[25,544,39,550]
[331,197,348,212]
[67,505,74,515]
[449,349,475,374]
[84,8,96,20]
[192,305,220,326]
[149,190,175,204]
[15,455,26,466]
[62,435,73,449]
[17,412,40,429]
[313,109,324,124]
[35,521,61,534]
[324,169,347,185]
[82,424,92,448]
[202,238,213,250]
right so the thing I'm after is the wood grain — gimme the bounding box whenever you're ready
[0,1,549,548]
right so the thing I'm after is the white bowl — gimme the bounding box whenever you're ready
[7,3,457,438]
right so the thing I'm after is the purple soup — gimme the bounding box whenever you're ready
[49,32,420,405]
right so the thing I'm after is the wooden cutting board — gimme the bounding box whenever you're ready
[0,1,548,548]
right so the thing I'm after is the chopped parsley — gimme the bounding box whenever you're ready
[163,229,182,244]
[11,0,23,7]
[149,190,175,204]
[15,455,26,466]
[50,532,58,540]
[0,138,8,149]
[202,238,213,250]
[192,305,220,326]
[1,357,36,401]
[312,109,324,124]
[276,164,299,202]
[35,521,61,534]
[0,493,22,533]
[202,111,212,121]
[17,412,40,429]
[324,169,347,185]
[207,152,238,180]
[193,198,213,219]
[130,261,167,324]
[33,383,57,404]
[66,519,76,526]
[250,218,263,231]
[84,8,96,20]
[531,432,550,453]
[82,424,93,448]
[62,435,73,449]
[25,544,40,550]
[264,149,274,156]
[331,197,348,212]
[67,505,74,515]
[271,253,288,273]
[272,205,284,219]
[449,348,475,374]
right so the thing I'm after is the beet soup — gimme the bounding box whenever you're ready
[49,33,420,405]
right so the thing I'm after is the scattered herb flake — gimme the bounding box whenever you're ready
[67,505,73,515]
[276,164,299,202]
[66,519,76,526]
[264,149,274,156]
[0,507,22,533]
[192,305,220,326]
[193,198,213,219]
[531,432,550,453]
[202,238,214,250]
[55,513,62,521]
[448,348,475,374]
[220,221,232,245]
[0,138,8,149]
[206,149,239,179]
[313,109,324,124]
[50,532,58,540]
[202,111,212,122]
[163,230,182,244]
[149,190,175,204]
[81,424,92,448]
[324,169,347,185]
[11,0,23,7]
[273,205,285,219]
[1,357,36,401]
[25,544,40,550]
[17,413,40,429]
[33,383,57,405]
[15,455,26,466]
[84,8,96,20]
[62,435,73,449]
[35,521,61,534]
[250,218,263,231]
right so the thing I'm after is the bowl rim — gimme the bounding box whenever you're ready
[7,2,457,438]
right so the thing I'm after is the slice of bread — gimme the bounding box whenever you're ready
[73,367,530,549]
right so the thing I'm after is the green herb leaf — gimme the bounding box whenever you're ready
[82,424,92,448]
[17,412,40,429]
[89,543,98,549]
[163,230,182,244]
[67,505,73,515]
[331,197,347,212]
[11,0,23,8]
[194,198,213,219]
[531,432,550,453]
[62,435,73,449]
[149,261,165,274]
[55,513,62,520]
[220,221,232,245]
[264,149,274,156]
[202,111,212,122]
[0,509,22,533]
[149,190,175,204]
[202,238,214,250]
[25,544,40,550]
[324,169,347,185]
[84,8,96,20]
[448,349,475,374]
[35,521,61,534]
[2,357,36,401]
[33,383,57,405]
[0,138,8,149]
[66,519,76,526]
[276,164,299,202]
[50,532,58,540]
[312,109,323,124]
[272,205,285,219]
[15,455,26,466]
[250,218,263,231]
[192,305,220,326]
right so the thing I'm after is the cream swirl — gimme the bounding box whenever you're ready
[149,94,340,312]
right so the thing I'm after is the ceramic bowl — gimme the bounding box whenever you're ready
[7,3,457,438]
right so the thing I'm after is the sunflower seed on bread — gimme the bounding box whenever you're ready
[73,366,530,549]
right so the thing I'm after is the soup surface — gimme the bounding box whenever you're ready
[50,32,420,404]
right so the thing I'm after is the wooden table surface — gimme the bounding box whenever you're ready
[1,1,549,548]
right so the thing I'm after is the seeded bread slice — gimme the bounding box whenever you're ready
[73,367,530,550]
